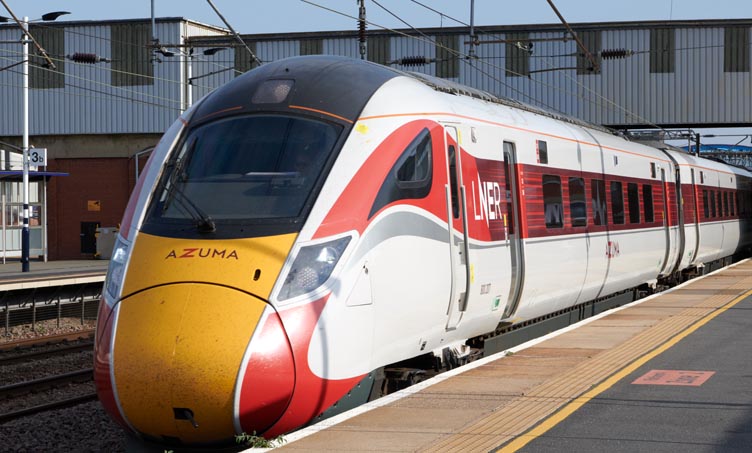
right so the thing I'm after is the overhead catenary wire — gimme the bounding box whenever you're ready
[0,46,218,94]
[399,0,669,131]
[205,0,261,67]
[0,1,735,134]
[299,0,564,113]
[2,19,245,89]
[0,53,184,109]
[301,0,645,124]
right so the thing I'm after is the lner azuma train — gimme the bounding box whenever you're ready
[94,56,752,447]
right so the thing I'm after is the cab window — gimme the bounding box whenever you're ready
[370,128,433,218]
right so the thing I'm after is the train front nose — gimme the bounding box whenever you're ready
[112,283,294,444]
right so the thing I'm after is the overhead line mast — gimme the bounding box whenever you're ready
[358,0,367,60]
[545,0,600,73]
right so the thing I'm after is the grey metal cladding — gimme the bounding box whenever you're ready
[300,38,323,56]
[505,32,530,77]
[724,26,750,73]
[576,30,602,75]
[29,25,64,89]
[111,23,154,86]
[234,40,259,74]
[367,35,390,65]
[650,28,675,73]
[435,34,459,79]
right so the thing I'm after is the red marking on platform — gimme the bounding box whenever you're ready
[632,370,715,386]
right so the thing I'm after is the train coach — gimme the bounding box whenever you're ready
[94,55,752,448]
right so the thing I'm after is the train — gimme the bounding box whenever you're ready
[94,55,752,448]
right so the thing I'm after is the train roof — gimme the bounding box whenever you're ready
[403,71,616,136]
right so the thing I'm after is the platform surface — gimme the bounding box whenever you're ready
[274,260,752,452]
[0,259,108,280]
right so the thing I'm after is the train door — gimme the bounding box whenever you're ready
[659,168,673,275]
[443,126,471,331]
[690,168,701,262]
[501,141,525,319]
[667,157,685,274]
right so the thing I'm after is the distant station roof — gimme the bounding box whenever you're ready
[684,145,752,153]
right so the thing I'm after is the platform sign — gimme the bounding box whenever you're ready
[632,369,715,386]
[29,148,47,166]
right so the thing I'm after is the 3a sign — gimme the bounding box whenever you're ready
[29,148,47,166]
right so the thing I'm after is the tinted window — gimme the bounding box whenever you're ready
[149,115,340,222]
[731,192,736,216]
[591,179,607,226]
[448,145,460,219]
[610,181,624,224]
[370,128,433,217]
[543,175,563,228]
[568,177,587,227]
[537,140,548,164]
[396,129,432,184]
[723,192,729,217]
[717,192,723,217]
[643,184,654,222]
[627,183,640,224]
[710,190,717,217]
[703,190,709,219]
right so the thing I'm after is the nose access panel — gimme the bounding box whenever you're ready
[112,283,276,444]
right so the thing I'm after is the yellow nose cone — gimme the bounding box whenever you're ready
[113,283,267,443]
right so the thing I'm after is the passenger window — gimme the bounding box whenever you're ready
[542,174,563,228]
[703,190,709,219]
[591,179,607,226]
[731,192,735,216]
[537,140,548,164]
[710,191,717,217]
[369,128,433,218]
[610,181,625,224]
[723,192,729,217]
[717,192,722,217]
[627,183,640,224]
[568,177,587,227]
[643,184,654,222]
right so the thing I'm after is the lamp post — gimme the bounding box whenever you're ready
[1,6,69,271]
[21,15,29,272]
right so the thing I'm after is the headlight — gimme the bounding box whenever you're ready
[104,235,130,305]
[277,236,351,301]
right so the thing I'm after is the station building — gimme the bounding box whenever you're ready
[0,16,750,259]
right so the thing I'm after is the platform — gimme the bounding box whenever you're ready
[274,260,752,452]
[0,259,108,289]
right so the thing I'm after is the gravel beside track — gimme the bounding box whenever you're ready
[0,401,127,452]
[1,319,97,345]
[1,326,128,451]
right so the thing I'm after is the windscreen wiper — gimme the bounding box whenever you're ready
[163,181,216,234]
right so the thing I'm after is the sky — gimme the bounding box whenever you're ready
[3,0,751,34]
[3,0,752,145]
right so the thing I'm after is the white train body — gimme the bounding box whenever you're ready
[95,56,752,446]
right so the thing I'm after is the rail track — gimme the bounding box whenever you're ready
[0,329,95,352]
[0,369,97,424]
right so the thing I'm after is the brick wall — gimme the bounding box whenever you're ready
[46,157,136,260]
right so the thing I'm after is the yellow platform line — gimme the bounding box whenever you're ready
[498,287,752,452]
[424,264,752,453]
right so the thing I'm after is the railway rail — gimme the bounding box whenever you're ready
[0,341,95,365]
[0,329,95,352]
[0,369,96,424]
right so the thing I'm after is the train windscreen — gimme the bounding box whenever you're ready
[147,114,341,227]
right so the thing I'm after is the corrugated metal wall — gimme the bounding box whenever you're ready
[190,20,752,129]
[0,19,227,136]
[1,19,750,137]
